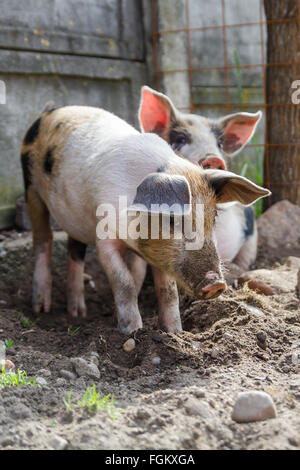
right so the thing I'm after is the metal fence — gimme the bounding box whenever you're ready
[150,0,300,207]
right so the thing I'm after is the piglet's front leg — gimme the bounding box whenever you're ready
[96,239,143,334]
[152,267,182,333]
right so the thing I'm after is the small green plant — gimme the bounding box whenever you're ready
[63,390,73,412]
[16,310,35,329]
[4,339,14,349]
[20,317,35,328]
[77,384,118,419]
[0,366,37,387]
[67,326,81,336]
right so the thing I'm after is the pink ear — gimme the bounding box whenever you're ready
[139,87,171,134]
[220,112,262,155]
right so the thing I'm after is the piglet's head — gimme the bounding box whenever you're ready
[127,166,270,300]
[139,86,262,170]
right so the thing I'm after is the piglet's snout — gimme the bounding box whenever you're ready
[197,271,226,300]
[200,156,226,171]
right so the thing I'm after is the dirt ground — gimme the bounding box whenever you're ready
[0,230,299,450]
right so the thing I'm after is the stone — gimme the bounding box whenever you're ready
[297,269,300,298]
[257,200,300,260]
[123,338,136,353]
[37,368,51,378]
[0,359,15,372]
[49,435,68,450]
[56,378,67,387]
[211,347,219,358]
[60,369,77,381]
[70,357,100,380]
[35,376,48,386]
[151,356,161,366]
[184,398,212,419]
[232,391,277,423]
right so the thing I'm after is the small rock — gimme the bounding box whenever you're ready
[184,398,212,419]
[90,355,99,366]
[123,338,136,353]
[49,435,68,450]
[224,333,233,340]
[257,331,267,343]
[211,347,219,358]
[90,351,99,358]
[232,391,277,423]
[70,357,100,380]
[56,378,67,387]
[194,389,206,398]
[60,369,77,381]
[35,376,48,386]
[151,356,161,366]
[37,368,51,378]
[0,359,15,372]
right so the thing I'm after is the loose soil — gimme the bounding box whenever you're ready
[0,231,299,450]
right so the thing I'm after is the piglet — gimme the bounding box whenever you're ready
[21,105,270,333]
[139,86,263,270]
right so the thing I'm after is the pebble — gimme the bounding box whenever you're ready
[90,355,99,366]
[60,369,77,381]
[37,368,51,378]
[123,338,136,353]
[35,376,48,386]
[49,435,68,450]
[224,332,233,340]
[211,347,219,359]
[231,391,277,423]
[0,359,15,372]
[151,356,161,366]
[184,398,212,419]
[56,378,67,387]
[70,357,100,380]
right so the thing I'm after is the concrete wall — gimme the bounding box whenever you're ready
[0,0,267,228]
[0,0,149,228]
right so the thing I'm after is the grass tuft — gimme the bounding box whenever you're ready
[0,366,37,387]
[77,384,119,419]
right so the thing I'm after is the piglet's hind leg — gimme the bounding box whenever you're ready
[67,237,87,318]
[27,187,53,314]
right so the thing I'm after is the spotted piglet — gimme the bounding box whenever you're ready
[21,104,270,333]
[139,86,263,270]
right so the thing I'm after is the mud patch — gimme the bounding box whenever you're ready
[0,232,299,450]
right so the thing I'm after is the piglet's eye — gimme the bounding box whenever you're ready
[171,133,187,151]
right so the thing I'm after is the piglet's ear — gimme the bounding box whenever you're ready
[213,111,262,156]
[205,169,271,206]
[139,86,177,136]
[129,173,192,216]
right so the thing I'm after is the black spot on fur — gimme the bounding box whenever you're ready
[20,152,32,201]
[44,148,54,174]
[24,117,41,145]
[243,206,254,239]
[211,125,224,149]
[68,237,87,263]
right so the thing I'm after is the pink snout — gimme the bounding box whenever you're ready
[200,156,226,171]
[197,271,226,300]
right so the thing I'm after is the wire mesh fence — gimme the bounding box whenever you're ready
[150,0,300,208]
